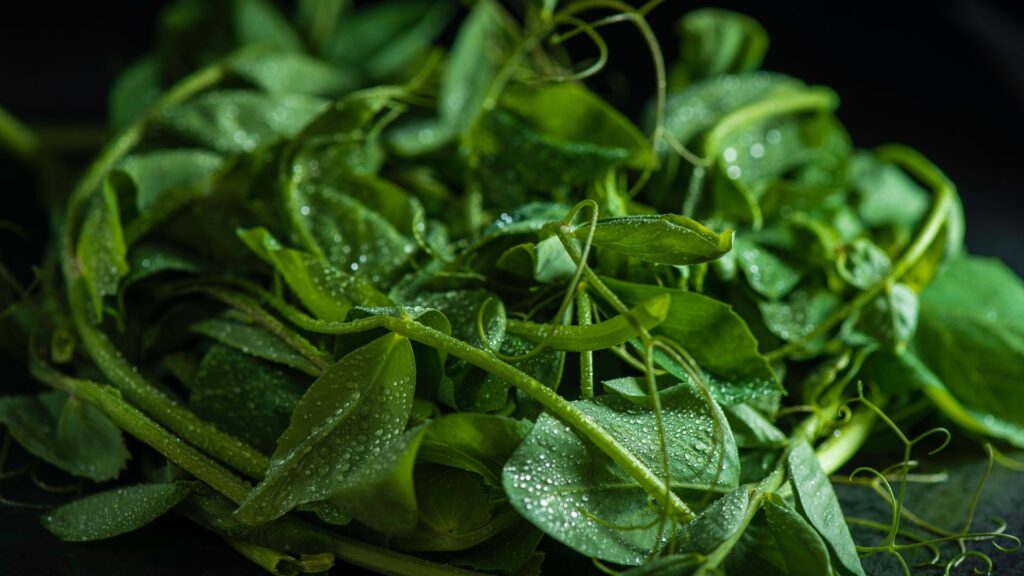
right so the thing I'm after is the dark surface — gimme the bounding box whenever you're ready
[1,1,1023,575]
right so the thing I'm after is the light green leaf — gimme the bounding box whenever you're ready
[239,227,389,321]
[576,214,733,266]
[77,179,130,321]
[42,482,194,541]
[734,235,801,300]
[603,278,780,405]
[235,333,416,524]
[503,382,739,565]
[788,441,865,576]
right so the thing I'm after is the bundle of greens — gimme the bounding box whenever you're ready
[2,1,1024,574]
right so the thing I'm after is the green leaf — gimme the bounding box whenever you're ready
[763,495,834,576]
[230,49,357,97]
[109,56,161,133]
[867,349,1024,447]
[671,8,769,88]
[680,488,749,553]
[475,334,563,415]
[603,278,780,405]
[857,283,918,353]
[326,0,455,81]
[733,235,801,300]
[192,314,321,376]
[286,182,418,285]
[788,441,865,576]
[0,391,128,482]
[439,0,506,134]
[77,179,130,321]
[503,382,739,565]
[759,289,841,344]
[837,238,891,290]
[156,90,326,154]
[724,403,786,448]
[575,214,733,266]
[235,333,416,524]
[329,424,429,536]
[850,153,929,230]
[418,413,529,487]
[913,256,1024,429]
[190,344,308,454]
[239,227,389,321]
[42,482,194,542]
[118,149,225,212]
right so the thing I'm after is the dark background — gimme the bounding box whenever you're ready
[1,0,1023,574]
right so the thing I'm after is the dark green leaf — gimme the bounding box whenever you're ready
[192,314,321,376]
[190,344,308,454]
[156,90,326,154]
[109,56,161,132]
[503,382,739,565]
[763,495,833,576]
[42,482,194,541]
[330,424,429,536]
[418,413,529,486]
[0,391,128,482]
[671,8,768,88]
[118,149,225,213]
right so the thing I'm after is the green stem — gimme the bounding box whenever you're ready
[331,533,486,576]
[31,365,252,503]
[247,296,696,522]
[56,58,269,479]
[767,145,955,361]
[577,286,595,399]
[505,292,668,351]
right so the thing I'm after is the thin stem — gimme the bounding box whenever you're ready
[31,365,251,503]
[577,286,595,399]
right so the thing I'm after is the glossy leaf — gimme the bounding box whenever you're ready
[235,333,416,524]
[77,179,130,321]
[680,488,749,553]
[575,214,733,266]
[43,482,194,542]
[503,382,739,565]
[734,235,801,300]
[439,0,505,133]
[788,441,865,576]
[239,227,389,321]
[724,403,786,448]
[603,278,780,405]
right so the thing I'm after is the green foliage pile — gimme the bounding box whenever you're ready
[1,1,1023,574]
